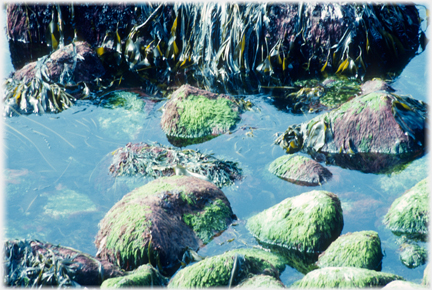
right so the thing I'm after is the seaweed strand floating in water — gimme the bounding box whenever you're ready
[109,142,242,188]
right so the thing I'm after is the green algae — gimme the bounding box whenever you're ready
[316,231,383,270]
[100,264,167,288]
[383,178,429,240]
[268,155,306,177]
[399,242,427,269]
[292,267,404,288]
[43,189,97,218]
[183,199,232,244]
[235,274,286,288]
[246,190,343,254]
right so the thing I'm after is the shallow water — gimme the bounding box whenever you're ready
[2,5,430,286]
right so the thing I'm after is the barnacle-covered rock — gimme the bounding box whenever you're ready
[100,264,167,288]
[4,239,124,287]
[398,242,427,269]
[161,85,241,146]
[109,142,242,188]
[316,231,383,270]
[275,90,427,173]
[167,248,284,288]
[234,274,286,288]
[246,190,343,254]
[292,267,404,288]
[94,175,236,275]
[383,178,429,241]
[268,155,332,186]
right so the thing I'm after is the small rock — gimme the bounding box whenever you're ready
[100,264,167,288]
[398,242,427,269]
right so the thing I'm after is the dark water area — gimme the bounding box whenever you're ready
[2,4,430,287]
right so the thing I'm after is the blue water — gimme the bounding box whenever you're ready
[2,5,430,286]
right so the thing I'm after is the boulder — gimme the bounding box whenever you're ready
[292,267,404,288]
[234,275,286,288]
[268,155,332,186]
[94,175,236,275]
[316,231,383,270]
[100,264,167,288]
[382,280,424,289]
[398,242,427,269]
[246,190,343,254]
[383,178,429,241]
[423,263,430,286]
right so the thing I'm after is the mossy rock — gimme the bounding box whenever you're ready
[268,155,332,186]
[423,263,430,286]
[292,267,404,288]
[382,280,424,289]
[167,248,284,288]
[100,264,167,288]
[161,85,241,143]
[246,190,343,254]
[234,274,286,288]
[383,178,429,241]
[316,231,383,270]
[95,175,235,275]
[399,242,427,269]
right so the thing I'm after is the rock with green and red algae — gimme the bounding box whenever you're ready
[167,248,284,288]
[291,267,404,288]
[234,274,286,288]
[275,91,427,173]
[383,178,429,241]
[268,155,332,186]
[316,231,383,270]
[382,280,425,289]
[160,85,241,145]
[94,175,235,275]
[100,264,167,288]
[398,242,427,269]
[246,190,343,254]
[423,263,430,286]
[360,79,395,96]
[4,239,124,287]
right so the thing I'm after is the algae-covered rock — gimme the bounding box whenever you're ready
[292,267,404,288]
[43,189,97,218]
[398,242,428,269]
[161,85,241,145]
[235,274,286,288]
[423,263,430,286]
[268,155,332,186]
[383,178,429,241]
[95,175,235,275]
[382,280,424,289]
[246,190,343,254]
[316,231,383,270]
[100,264,167,288]
[275,91,427,173]
[168,248,283,288]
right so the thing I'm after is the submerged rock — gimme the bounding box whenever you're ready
[246,190,343,254]
[383,178,429,241]
[275,90,427,173]
[292,267,404,288]
[4,239,124,287]
[268,155,332,186]
[94,175,235,275]
[398,242,428,269]
[235,274,286,288]
[161,85,242,146]
[100,264,167,288]
[316,231,383,270]
[167,248,284,288]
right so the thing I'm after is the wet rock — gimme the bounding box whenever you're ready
[4,239,124,287]
[268,155,332,186]
[100,264,167,288]
[160,85,241,146]
[292,267,404,288]
[275,91,427,173]
[360,79,395,96]
[398,242,427,269]
[234,274,286,288]
[423,263,430,286]
[167,248,283,288]
[382,280,424,289]
[383,178,429,241]
[94,175,235,275]
[246,190,343,254]
[316,231,383,270]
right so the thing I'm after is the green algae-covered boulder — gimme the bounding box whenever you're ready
[247,190,343,254]
[161,85,241,146]
[382,280,424,289]
[383,178,429,241]
[292,267,404,288]
[268,155,332,186]
[275,91,426,173]
[167,248,284,288]
[235,275,286,288]
[316,231,383,270]
[95,175,235,275]
[399,242,427,269]
[100,264,167,288]
[423,263,430,286]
